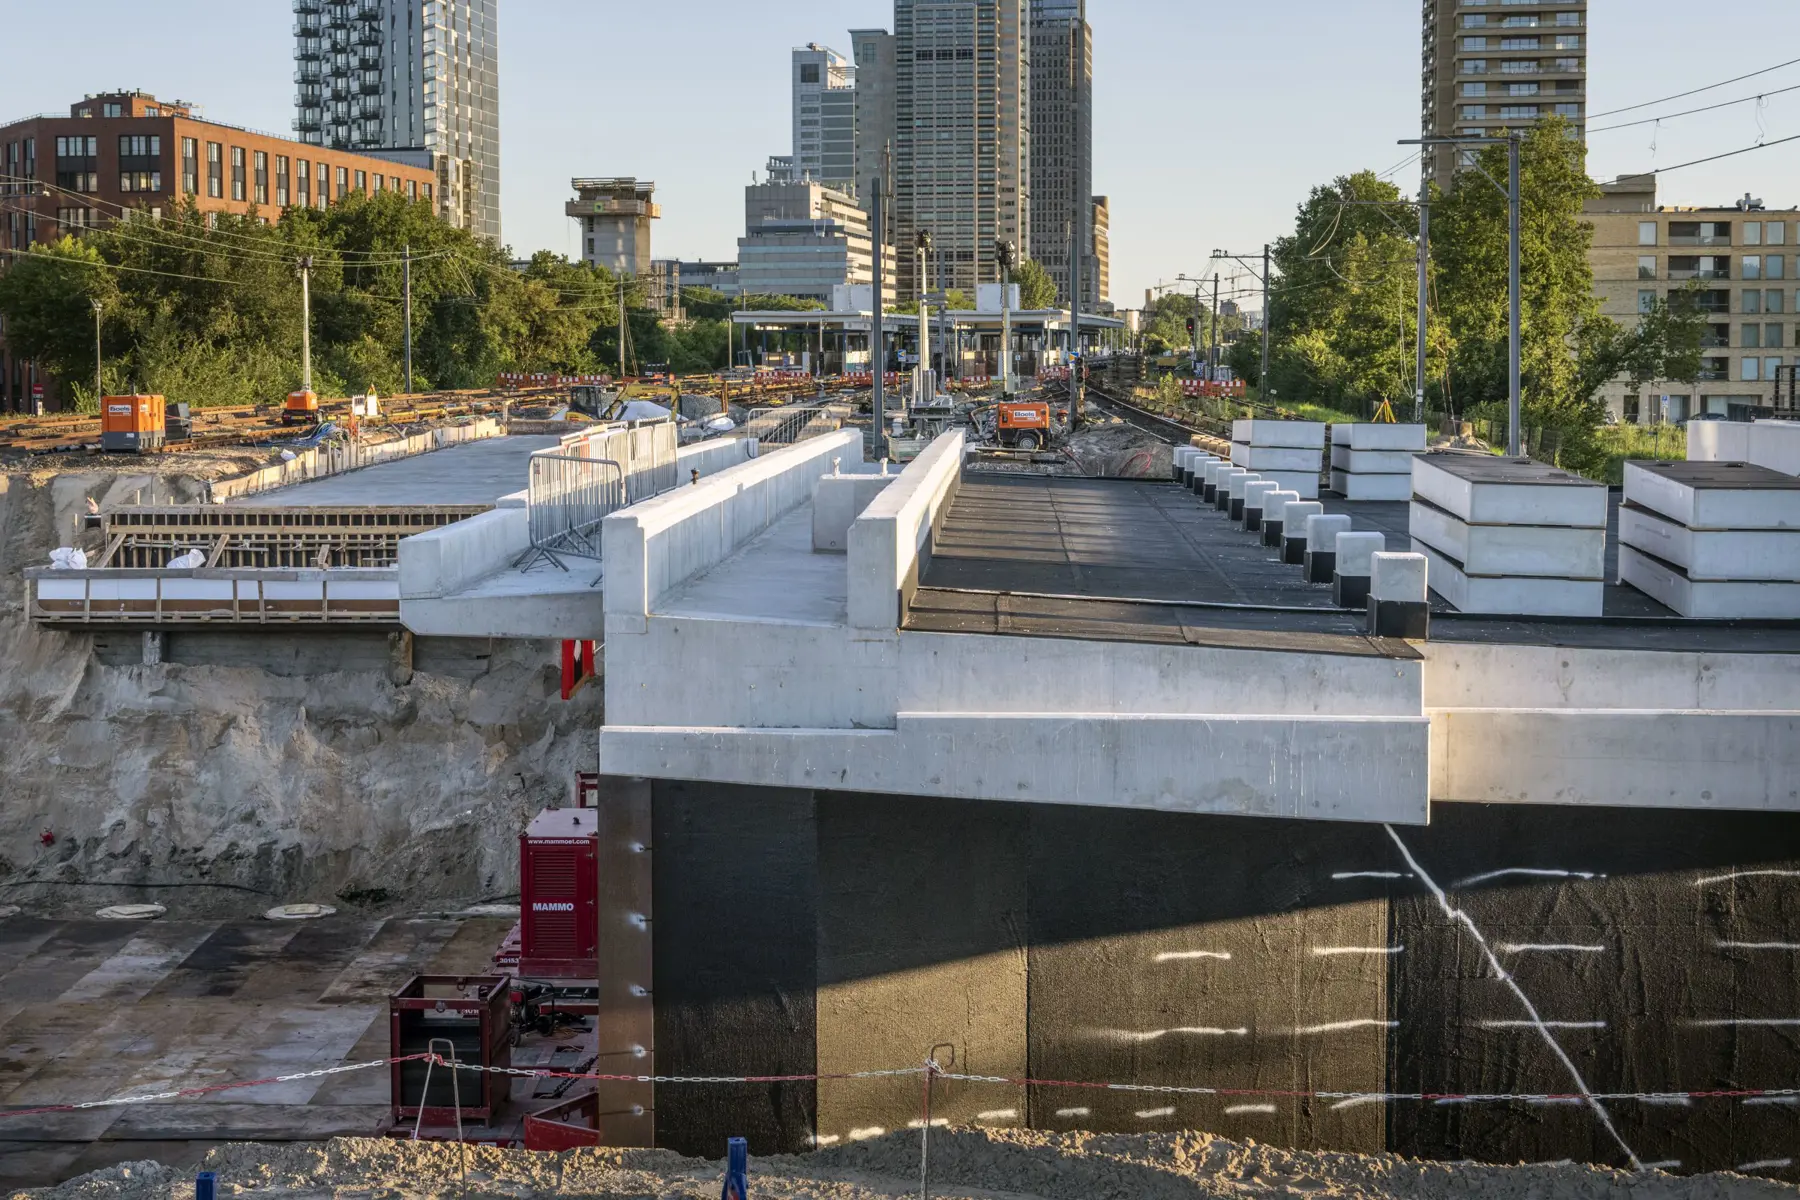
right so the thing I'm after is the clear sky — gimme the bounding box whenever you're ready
[4,0,1798,311]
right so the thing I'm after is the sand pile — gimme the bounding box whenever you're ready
[10,1131,1796,1200]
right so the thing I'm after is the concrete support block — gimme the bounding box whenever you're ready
[1202,460,1230,504]
[1688,419,1751,464]
[1750,419,1800,477]
[1304,514,1354,584]
[813,468,896,553]
[1413,539,1604,617]
[1333,531,1386,609]
[1623,460,1800,530]
[1174,446,1198,485]
[1217,468,1250,514]
[1332,423,1428,452]
[1368,552,1429,640]
[1410,500,1606,580]
[1281,501,1325,565]
[1232,444,1323,472]
[1620,503,1800,581]
[1241,480,1281,531]
[1260,490,1301,547]
[1618,544,1800,619]
[1330,470,1414,502]
[1412,454,1607,528]
[1331,446,1420,474]
[1232,419,1327,449]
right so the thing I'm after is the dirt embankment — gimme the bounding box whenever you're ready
[0,464,601,920]
[10,1131,1797,1200]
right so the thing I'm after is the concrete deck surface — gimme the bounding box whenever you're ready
[232,437,560,508]
[659,506,849,626]
[0,913,511,1190]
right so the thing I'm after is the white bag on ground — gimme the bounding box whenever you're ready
[49,547,88,570]
[167,549,206,569]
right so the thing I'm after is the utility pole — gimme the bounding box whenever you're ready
[916,230,932,411]
[297,255,314,394]
[91,299,103,404]
[618,276,628,379]
[872,177,887,457]
[402,243,413,395]
[1209,274,1220,380]
[997,239,1016,395]
[1260,243,1272,396]
[1414,182,1428,423]
[1402,133,1522,455]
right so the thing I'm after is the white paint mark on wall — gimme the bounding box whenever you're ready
[847,1127,886,1141]
[1695,870,1800,888]
[1688,1018,1800,1028]
[1480,1019,1607,1030]
[1718,941,1800,952]
[1096,1027,1249,1042]
[1745,1096,1800,1107]
[1154,950,1232,962]
[1453,868,1602,888]
[1311,945,1404,957]
[1740,1159,1796,1172]
[1055,1107,1091,1118]
[1385,825,1643,1171]
[1287,1019,1399,1035]
[1641,1096,1692,1107]
[1135,1106,1177,1119]
[1330,1096,1385,1111]
[1332,871,1414,880]
[1224,1103,1277,1115]
[975,1109,1018,1121]
[1640,1161,1683,1172]
[809,1134,841,1147]
[1498,943,1605,954]
[1528,1097,1587,1106]
[905,1118,950,1129]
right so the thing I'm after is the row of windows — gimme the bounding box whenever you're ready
[1638,255,1792,281]
[1460,103,1581,118]
[1462,58,1582,73]
[1635,220,1790,247]
[1638,288,1797,316]
[1461,34,1581,49]
[1462,12,1582,26]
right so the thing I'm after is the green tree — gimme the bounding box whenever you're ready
[0,237,118,401]
[1014,258,1058,309]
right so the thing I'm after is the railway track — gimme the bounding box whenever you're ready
[1086,385,1232,450]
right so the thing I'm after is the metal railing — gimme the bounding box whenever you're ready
[517,455,624,572]
[742,403,848,446]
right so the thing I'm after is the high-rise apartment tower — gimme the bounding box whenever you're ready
[894,0,1031,297]
[293,0,500,241]
[1421,0,1587,191]
[849,27,897,203]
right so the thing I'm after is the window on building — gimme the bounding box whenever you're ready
[389,175,400,192]
[1554,103,1581,117]
[1638,222,1657,246]
[1638,256,1657,280]
[1462,36,1488,49]
[1769,222,1788,246]
[316,161,328,206]
[407,179,417,200]
[800,63,821,83]
[230,146,246,201]
[1638,290,1657,314]
[1770,254,1786,280]
[1770,290,1787,314]
[1767,356,1784,381]
[1463,59,1488,74]
[181,138,198,195]
[1555,11,1581,24]
[1745,255,1763,280]
[1745,290,1764,315]
[1508,82,1540,95]
[373,174,384,192]
[253,151,268,204]
[355,169,367,192]
[336,166,349,198]
[207,142,223,198]
[1768,324,1786,348]
[1744,357,1761,381]
[1744,324,1763,349]
[102,102,122,117]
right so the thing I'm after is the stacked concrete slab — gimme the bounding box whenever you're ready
[1618,460,1800,618]
[1687,418,1800,475]
[1409,455,1608,617]
[1330,424,1426,501]
[1230,420,1323,500]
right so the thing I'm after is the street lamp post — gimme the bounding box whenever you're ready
[1400,133,1522,456]
[91,299,103,405]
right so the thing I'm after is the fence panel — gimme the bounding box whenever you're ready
[519,455,626,570]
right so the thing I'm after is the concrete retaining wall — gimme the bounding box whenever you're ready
[399,508,529,600]
[206,419,505,503]
[602,430,862,635]
[848,430,964,632]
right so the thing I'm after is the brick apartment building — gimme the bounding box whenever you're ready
[0,91,438,412]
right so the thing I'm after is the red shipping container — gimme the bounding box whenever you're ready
[519,809,599,980]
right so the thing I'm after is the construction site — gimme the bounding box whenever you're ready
[4,357,1800,1200]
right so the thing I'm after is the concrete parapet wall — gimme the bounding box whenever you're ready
[847,430,965,631]
[603,431,863,635]
[206,418,505,504]
[399,507,529,600]
[677,438,757,479]
[602,712,1431,823]
[1422,641,1800,711]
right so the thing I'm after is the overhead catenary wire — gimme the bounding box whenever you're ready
[1588,55,1800,120]
[1587,82,1800,135]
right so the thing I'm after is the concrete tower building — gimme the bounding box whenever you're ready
[1028,0,1096,308]
[292,0,501,242]
[894,0,1031,297]
[792,44,857,194]
[568,178,659,277]
[1421,0,1587,191]
[849,27,897,203]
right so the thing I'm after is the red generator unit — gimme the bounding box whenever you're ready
[519,809,600,980]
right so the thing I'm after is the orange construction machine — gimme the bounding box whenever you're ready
[995,399,1054,450]
[100,395,166,453]
[283,389,320,425]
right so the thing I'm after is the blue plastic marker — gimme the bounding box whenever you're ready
[195,1172,217,1200]
[721,1136,749,1200]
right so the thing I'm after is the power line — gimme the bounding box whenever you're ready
[0,245,249,287]
[1588,82,1800,135]
[1588,56,1800,120]
[1638,130,1800,176]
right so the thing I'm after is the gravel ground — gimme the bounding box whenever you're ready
[8,1131,1796,1200]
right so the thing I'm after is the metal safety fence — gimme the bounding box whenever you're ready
[516,455,624,572]
[743,403,849,447]
[576,418,679,503]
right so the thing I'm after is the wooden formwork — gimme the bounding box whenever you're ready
[98,505,490,570]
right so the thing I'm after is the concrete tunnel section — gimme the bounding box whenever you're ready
[589,428,1800,1175]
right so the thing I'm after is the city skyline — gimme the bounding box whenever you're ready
[3,0,1800,310]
